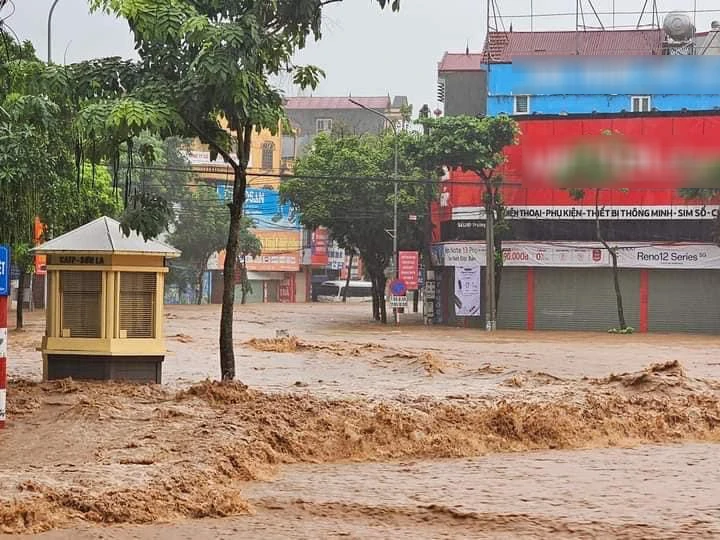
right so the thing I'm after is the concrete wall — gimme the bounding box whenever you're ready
[439,70,488,117]
[288,109,387,155]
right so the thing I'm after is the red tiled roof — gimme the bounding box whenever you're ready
[284,96,390,110]
[482,30,664,62]
[438,52,485,72]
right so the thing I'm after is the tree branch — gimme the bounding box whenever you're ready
[181,113,238,170]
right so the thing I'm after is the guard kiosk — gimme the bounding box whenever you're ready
[32,217,180,383]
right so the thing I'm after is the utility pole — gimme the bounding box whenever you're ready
[349,98,399,325]
[485,184,496,331]
[47,0,62,63]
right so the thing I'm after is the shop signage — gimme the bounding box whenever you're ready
[398,251,419,290]
[455,266,481,317]
[434,242,720,270]
[0,245,8,296]
[57,256,106,265]
[453,205,720,221]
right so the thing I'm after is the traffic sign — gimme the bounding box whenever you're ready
[389,279,407,296]
[0,245,9,297]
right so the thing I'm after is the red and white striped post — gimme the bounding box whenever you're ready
[0,244,9,429]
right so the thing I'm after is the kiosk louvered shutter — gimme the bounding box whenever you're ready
[61,271,102,338]
[120,272,156,338]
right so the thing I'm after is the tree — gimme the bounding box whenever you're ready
[679,186,720,244]
[238,218,262,305]
[410,115,520,322]
[557,131,631,332]
[88,0,400,379]
[280,131,429,323]
[169,185,230,304]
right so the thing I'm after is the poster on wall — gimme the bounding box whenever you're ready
[454,266,481,317]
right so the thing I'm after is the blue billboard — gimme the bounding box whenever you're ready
[215,186,300,230]
[0,245,9,297]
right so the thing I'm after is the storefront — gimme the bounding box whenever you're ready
[430,241,720,333]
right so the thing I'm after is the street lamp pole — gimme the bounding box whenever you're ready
[349,98,399,325]
[47,0,62,63]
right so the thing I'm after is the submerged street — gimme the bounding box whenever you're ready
[2,303,719,538]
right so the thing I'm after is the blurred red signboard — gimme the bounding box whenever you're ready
[398,251,419,290]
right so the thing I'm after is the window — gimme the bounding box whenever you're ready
[344,286,373,298]
[261,141,275,170]
[514,95,530,115]
[60,271,102,338]
[317,284,340,298]
[631,96,651,113]
[316,118,333,134]
[119,272,156,338]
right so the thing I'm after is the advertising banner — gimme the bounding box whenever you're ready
[454,266,481,317]
[310,227,329,266]
[434,242,720,270]
[398,251,419,290]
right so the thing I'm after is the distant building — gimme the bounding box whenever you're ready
[437,52,487,117]
[284,95,409,156]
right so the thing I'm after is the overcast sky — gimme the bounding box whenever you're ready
[5,0,720,114]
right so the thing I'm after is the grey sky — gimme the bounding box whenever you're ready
[5,1,720,114]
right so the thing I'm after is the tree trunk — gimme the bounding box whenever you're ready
[493,197,505,318]
[16,269,25,330]
[196,266,204,305]
[342,252,354,302]
[219,167,247,381]
[595,189,626,330]
[371,279,380,321]
[609,249,627,330]
[240,259,248,305]
[378,275,388,324]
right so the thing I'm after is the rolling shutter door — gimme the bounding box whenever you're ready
[648,270,720,333]
[120,272,156,338]
[534,268,640,331]
[497,268,527,330]
[60,271,102,338]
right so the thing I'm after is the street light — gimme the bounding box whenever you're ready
[348,98,400,325]
[47,0,62,63]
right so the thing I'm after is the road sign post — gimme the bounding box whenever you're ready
[0,244,9,429]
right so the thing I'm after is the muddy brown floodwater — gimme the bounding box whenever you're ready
[2,303,720,539]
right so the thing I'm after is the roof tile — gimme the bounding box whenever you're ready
[483,29,664,62]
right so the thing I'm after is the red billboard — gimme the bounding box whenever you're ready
[310,227,329,266]
[443,113,720,220]
[398,251,419,290]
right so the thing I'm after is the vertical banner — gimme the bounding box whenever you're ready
[398,251,420,290]
[454,266,481,317]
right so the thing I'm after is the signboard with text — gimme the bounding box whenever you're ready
[0,245,9,297]
[433,241,720,270]
[398,251,419,290]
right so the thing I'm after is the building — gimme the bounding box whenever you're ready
[437,51,487,117]
[483,23,720,117]
[429,111,720,333]
[284,95,409,156]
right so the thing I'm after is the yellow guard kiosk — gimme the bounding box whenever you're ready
[32,216,180,383]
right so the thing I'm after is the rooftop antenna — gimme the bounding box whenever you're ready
[636,0,660,30]
[576,0,605,31]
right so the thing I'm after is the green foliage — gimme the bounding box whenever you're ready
[608,326,635,334]
[120,191,174,241]
[169,185,230,267]
[414,115,520,180]
[281,132,429,274]
[41,164,123,236]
